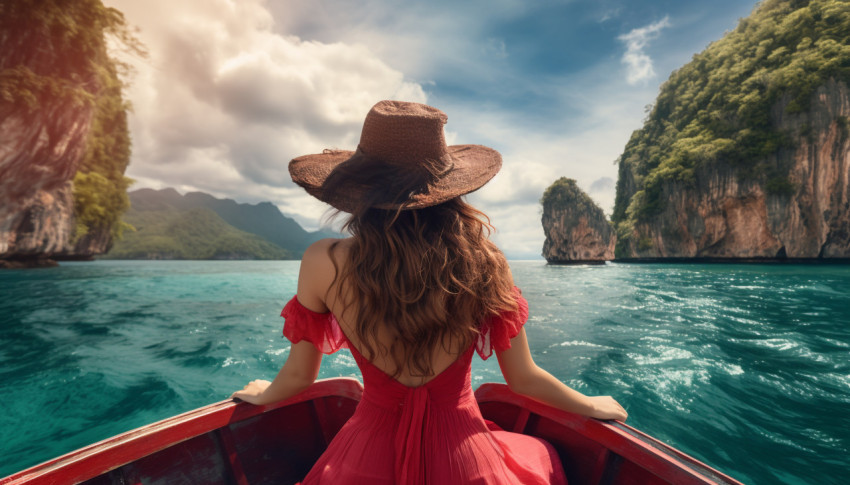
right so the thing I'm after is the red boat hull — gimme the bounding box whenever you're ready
[1,378,742,485]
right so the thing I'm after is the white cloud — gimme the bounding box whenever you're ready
[264,0,528,81]
[106,0,426,228]
[618,16,671,85]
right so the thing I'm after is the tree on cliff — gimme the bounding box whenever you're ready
[612,0,850,256]
[541,177,602,217]
[0,0,144,245]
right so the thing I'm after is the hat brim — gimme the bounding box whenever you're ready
[289,144,502,212]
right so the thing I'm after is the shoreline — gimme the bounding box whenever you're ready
[5,256,850,269]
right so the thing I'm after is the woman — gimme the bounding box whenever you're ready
[233,100,627,484]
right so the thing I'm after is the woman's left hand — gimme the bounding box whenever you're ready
[231,379,272,405]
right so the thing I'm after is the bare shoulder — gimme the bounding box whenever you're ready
[302,237,352,268]
[297,238,352,311]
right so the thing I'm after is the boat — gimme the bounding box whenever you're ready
[1,378,742,485]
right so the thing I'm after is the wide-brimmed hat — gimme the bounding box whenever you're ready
[289,100,502,213]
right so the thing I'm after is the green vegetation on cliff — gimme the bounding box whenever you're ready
[0,0,143,240]
[612,0,850,228]
[541,177,607,219]
[72,58,135,241]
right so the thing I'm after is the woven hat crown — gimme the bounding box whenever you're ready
[358,101,451,168]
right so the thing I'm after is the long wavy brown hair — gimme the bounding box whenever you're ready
[321,158,517,378]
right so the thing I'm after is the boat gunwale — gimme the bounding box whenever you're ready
[2,378,743,485]
[475,382,744,485]
[0,378,364,485]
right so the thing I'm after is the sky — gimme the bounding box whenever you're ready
[105,0,759,259]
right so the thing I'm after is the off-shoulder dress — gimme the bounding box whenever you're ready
[280,287,568,484]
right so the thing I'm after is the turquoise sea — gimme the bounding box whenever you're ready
[1,260,848,484]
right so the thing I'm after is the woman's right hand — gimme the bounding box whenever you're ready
[586,396,628,421]
[231,379,272,405]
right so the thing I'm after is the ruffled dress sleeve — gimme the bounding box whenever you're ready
[281,295,348,354]
[475,286,529,360]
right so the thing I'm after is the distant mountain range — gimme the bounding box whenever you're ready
[102,188,340,260]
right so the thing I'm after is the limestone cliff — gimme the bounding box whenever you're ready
[0,2,137,267]
[612,0,850,260]
[541,178,615,263]
[615,80,850,259]
[0,103,92,265]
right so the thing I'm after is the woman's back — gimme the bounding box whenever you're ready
[307,237,490,387]
[283,243,568,484]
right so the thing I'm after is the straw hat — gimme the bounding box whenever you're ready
[289,100,502,212]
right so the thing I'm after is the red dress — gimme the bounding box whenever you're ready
[281,287,568,485]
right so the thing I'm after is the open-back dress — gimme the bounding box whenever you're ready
[281,287,568,484]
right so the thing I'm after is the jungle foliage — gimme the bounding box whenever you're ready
[612,0,850,227]
[541,177,607,219]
